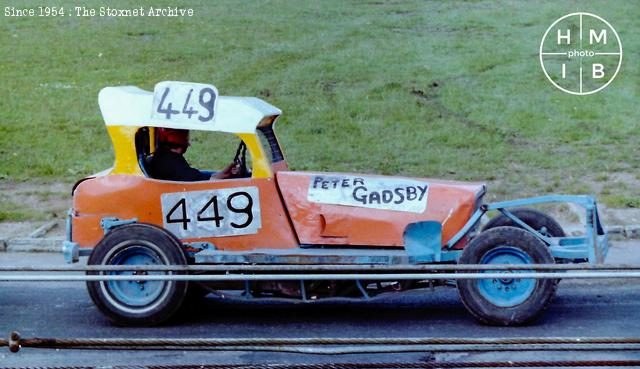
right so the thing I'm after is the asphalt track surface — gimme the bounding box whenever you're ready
[1,241,640,367]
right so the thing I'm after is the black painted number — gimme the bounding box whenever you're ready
[197,196,224,227]
[198,87,216,122]
[166,198,190,231]
[227,192,253,229]
[156,87,179,119]
[156,85,216,122]
[167,191,255,232]
[181,88,198,118]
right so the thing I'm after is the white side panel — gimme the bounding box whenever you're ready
[98,83,281,134]
[160,186,261,239]
[307,174,429,213]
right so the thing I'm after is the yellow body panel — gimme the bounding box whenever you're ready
[107,125,143,176]
[237,133,272,178]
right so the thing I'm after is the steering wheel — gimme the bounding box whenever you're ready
[233,141,250,178]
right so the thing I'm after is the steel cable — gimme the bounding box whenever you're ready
[14,343,639,354]
[4,271,640,282]
[4,332,640,353]
[2,263,640,272]
[5,360,640,368]
[11,336,640,346]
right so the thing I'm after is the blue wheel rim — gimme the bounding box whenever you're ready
[477,246,536,308]
[106,245,167,308]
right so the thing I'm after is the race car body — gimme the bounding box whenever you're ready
[63,81,607,327]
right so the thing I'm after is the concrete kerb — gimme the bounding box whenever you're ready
[3,238,64,253]
[601,225,640,240]
[623,225,640,239]
[0,224,639,253]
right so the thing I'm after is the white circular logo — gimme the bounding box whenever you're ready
[539,12,622,95]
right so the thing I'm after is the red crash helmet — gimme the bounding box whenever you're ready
[156,128,190,147]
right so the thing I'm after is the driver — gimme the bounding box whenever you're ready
[147,128,239,181]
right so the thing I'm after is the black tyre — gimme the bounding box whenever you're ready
[86,223,188,326]
[186,283,211,300]
[457,226,556,326]
[178,282,211,313]
[158,230,210,306]
[483,208,565,237]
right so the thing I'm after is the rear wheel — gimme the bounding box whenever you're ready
[86,223,188,326]
[457,226,556,326]
[483,208,565,237]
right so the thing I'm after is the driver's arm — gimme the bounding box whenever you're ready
[211,162,241,179]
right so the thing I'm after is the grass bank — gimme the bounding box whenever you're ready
[1,0,638,209]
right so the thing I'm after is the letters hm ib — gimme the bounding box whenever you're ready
[556,27,609,79]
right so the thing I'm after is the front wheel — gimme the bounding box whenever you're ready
[86,223,188,326]
[457,226,556,326]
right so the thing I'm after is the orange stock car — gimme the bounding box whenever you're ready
[63,81,607,326]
